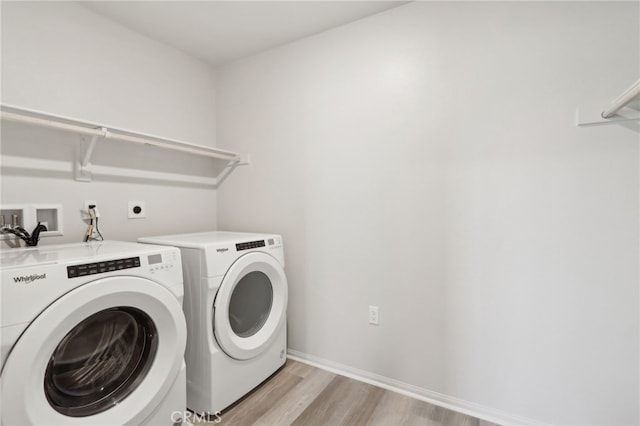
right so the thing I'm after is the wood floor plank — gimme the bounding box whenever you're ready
[192,359,501,426]
[216,362,303,425]
[367,390,424,426]
[341,383,385,425]
[409,399,449,425]
[291,375,385,426]
[284,359,319,379]
[254,366,336,426]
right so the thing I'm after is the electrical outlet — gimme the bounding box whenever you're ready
[368,305,379,325]
[82,200,98,219]
[83,200,97,211]
[128,201,146,219]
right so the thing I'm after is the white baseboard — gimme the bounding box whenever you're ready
[287,349,547,426]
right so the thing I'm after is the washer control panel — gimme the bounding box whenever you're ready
[67,256,140,279]
[66,250,179,279]
[147,251,178,274]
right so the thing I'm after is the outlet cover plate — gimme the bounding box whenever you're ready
[368,305,379,325]
[82,200,97,220]
[128,201,146,219]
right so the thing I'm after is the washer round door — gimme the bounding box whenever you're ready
[1,276,186,425]
[213,252,288,360]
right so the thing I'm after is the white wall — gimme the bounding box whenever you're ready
[216,2,639,425]
[1,2,219,246]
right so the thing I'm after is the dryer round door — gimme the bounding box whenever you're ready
[1,276,186,426]
[213,252,287,360]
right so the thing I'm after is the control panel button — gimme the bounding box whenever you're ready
[236,240,266,251]
[67,256,141,279]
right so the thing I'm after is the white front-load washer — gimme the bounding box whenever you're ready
[0,241,188,426]
[138,232,288,415]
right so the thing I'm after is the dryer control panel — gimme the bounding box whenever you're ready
[236,237,282,252]
[236,240,266,251]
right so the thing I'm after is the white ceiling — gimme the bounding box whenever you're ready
[80,1,408,66]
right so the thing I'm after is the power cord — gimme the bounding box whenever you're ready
[84,205,104,242]
[94,215,104,240]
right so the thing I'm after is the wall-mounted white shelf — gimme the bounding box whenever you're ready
[576,79,640,126]
[0,104,245,187]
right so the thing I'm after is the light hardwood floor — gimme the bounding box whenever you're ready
[195,359,501,426]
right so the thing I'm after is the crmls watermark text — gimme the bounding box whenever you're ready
[171,410,222,424]
[13,273,46,284]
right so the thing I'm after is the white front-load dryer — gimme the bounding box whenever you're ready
[138,232,288,415]
[0,241,188,426]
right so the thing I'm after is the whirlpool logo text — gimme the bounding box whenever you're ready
[13,273,46,284]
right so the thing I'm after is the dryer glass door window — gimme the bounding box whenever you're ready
[213,252,288,360]
[44,307,158,417]
[229,271,273,337]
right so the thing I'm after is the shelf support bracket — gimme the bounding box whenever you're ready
[75,127,107,182]
[576,105,640,126]
[577,79,640,126]
[214,154,250,187]
[215,160,241,187]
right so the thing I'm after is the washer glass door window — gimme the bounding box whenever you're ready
[45,307,158,417]
[213,252,288,360]
[0,276,186,426]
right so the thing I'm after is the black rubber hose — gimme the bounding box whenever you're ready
[26,223,47,246]
[2,227,31,244]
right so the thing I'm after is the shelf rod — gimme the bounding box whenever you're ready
[1,110,104,137]
[601,78,640,119]
[106,128,236,161]
[0,107,239,162]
